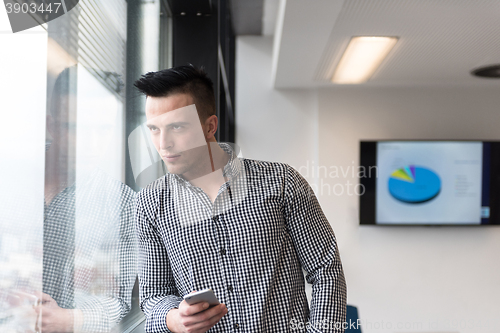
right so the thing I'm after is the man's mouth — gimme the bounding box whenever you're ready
[162,154,181,162]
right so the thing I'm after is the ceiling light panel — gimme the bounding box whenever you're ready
[332,36,398,84]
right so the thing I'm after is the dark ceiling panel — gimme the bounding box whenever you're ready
[167,0,213,16]
[229,0,263,35]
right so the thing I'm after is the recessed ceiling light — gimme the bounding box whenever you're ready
[471,65,500,78]
[332,36,399,84]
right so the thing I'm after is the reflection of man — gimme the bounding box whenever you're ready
[134,65,346,333]
[39,66,137,332]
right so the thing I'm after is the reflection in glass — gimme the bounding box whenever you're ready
[0,0,167,330]
[39,66,137,332]
[1,4,138,330]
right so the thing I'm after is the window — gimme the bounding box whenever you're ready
[0,1,171,331]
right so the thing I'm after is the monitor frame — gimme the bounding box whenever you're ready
[359,140,500,226]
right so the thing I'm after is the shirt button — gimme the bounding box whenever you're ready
[233,323,239,329]
[220,248,226,255]
[227,285,233,292]
[213,216,219,222]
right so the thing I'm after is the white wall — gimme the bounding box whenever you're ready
[236,36,318,180]
[318,87,500,333]
[237,35,500,333]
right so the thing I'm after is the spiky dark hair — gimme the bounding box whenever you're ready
[134,65,215,120]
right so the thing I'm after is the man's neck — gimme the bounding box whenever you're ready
[188,142,230,203]
[44,147,74,205]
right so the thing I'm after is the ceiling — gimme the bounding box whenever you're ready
[229,0,279,35]
[269,0,500,88]
[229,0,263,35]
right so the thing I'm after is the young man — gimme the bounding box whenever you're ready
[134,65,346,333]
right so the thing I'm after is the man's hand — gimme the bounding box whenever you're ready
[34,293,75,333]
[166,299,227,333]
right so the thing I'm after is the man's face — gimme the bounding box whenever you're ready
[145,93,208,177]
[46,95,77,167]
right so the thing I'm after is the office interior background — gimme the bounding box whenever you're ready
[1,0,500,332]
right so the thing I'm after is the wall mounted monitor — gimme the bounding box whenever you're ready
[359,141,500,226]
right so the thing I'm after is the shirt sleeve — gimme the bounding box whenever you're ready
[75,184,138,332]
[136,188,183,333]
[283,165,347,333]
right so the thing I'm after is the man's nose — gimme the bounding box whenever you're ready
[159,130,174,150]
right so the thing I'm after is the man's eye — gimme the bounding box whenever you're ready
[149,127,159,132]
[172,125,183,130]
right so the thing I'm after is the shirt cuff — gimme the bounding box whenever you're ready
[145,296,183,333]
[78,298,110,332]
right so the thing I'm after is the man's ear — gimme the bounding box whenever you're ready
[204,115,218,139]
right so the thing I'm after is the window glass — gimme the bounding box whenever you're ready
[0,23,47,332]
[0,0,152,330]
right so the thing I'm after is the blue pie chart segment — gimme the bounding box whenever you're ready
[388,166,441,203]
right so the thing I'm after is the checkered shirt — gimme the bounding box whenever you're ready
[43,169,138,332]
[136,143,347,332]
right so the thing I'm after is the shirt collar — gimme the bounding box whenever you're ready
[220,142,241,182]
[171,142,242,186]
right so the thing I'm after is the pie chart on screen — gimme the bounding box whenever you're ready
[388,165,441,203]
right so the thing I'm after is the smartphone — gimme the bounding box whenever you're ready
[183,288,220,307]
